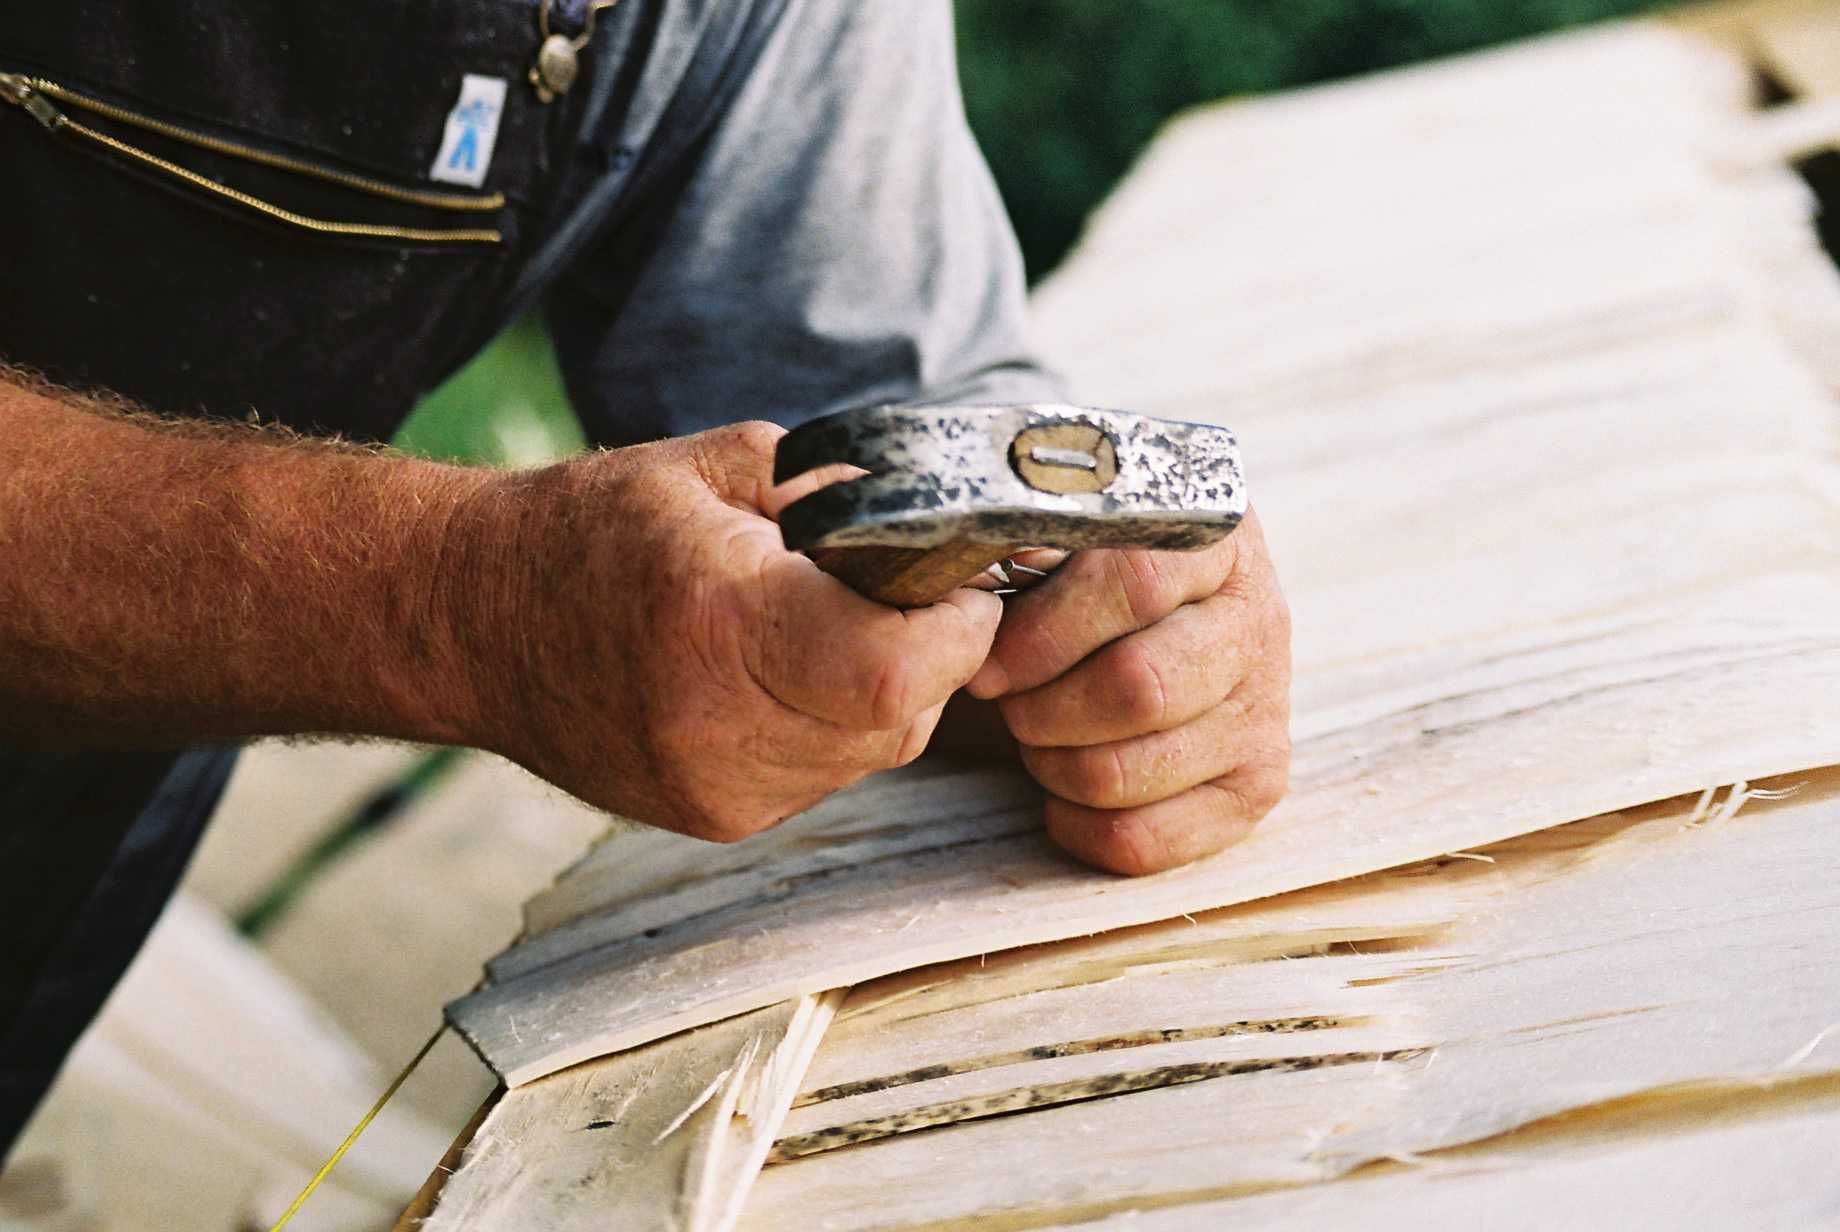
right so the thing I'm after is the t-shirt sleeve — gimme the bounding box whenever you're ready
[549,0,1063,447]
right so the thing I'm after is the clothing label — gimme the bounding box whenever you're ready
[430,74,507,189]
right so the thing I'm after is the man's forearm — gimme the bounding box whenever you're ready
[0,369,497,749]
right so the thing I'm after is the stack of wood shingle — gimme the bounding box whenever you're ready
[429,9,1840,1229]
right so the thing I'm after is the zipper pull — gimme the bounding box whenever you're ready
[530,34,578,104]
[528,0,618,104]
[0,73,67,129]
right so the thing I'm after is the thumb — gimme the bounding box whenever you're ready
[682,420,787,515]
[684,418,874,523]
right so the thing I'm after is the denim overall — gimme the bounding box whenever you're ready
[0,0,1047,1152]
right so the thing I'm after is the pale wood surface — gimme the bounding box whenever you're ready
[1755,4,1840,95]
[181,737,424,918]
[744,774,1840,1227]
[1079,1076,1840,1230]
[415,993,840,1232]
[3,895,449,1231]
[260,751,608,1124]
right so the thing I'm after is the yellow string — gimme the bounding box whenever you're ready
[269,1022,448,1232]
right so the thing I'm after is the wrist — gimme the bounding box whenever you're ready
[384,459,530,751]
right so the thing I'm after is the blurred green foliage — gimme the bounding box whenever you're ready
[956,0,1676,280]
[399,0,1676,461]
[394,314,584,464]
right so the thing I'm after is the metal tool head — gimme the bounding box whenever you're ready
[774,403,1247,553]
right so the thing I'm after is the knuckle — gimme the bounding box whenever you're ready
[1091,811,1173,877]
[864,656,918,731]
[1106,642,1171,729]
[691,808,769,844]
[891,725,930,768]
[1253,748,1292,814]
[648,710,704,771]
[1221,751,1290,823]
[682,810,744,844]
[1058,744,1132,809]
[685,420,780,497]
[1110,550,1179,626]
[677,786,784,844]
[997,694,1048,747]
[728,419,784,460]
[1263,588,1294,646]
[681,436,726,494]
[647,727,769,844]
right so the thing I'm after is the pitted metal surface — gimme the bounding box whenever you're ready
[775,403,1247,552]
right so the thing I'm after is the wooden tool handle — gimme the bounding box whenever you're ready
[809,542,1021,608]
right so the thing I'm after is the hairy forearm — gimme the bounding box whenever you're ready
[0,369,499,749]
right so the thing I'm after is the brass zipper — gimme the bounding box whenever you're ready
[0,72,504,245]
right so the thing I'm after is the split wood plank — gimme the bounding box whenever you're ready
[504,765,1041,977]
[768,779,1810,1156]
[741,773,1840,1228]
[772,861,1524,1152]
[766,812,1606,1159]
[773,961,1429,1160]
[413,992,842,1232]
[818,850,1488,1043]
[453,578,1840,1084]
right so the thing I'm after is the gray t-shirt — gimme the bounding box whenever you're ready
[548,0,1062,443]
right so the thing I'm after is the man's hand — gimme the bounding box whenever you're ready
[964,510,1291,875]
[455,422,1002,842]
[0,375,995,843]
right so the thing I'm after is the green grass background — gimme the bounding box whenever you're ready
[396,0,1674,464]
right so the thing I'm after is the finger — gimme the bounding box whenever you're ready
[1004,548,1070,591]
[774,695,947,783]
[997,593,1250,748]
[665,697,937,842]
[967,538,1238,699]
[963,561,1020,592]
[1006,548,1070,574]
[752,553,1003,730]
[642,710,864,841]
[1044,753,1288,876]
[680,419,875,529]
[893,699,950,766]
[1018,683,1285,810]
[762,461,869,521]
[683,420,788,514]
[741,696,948,821]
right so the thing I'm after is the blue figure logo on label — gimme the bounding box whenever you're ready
[448,98,498,175]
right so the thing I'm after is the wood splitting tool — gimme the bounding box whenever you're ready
[774,403,1248,608]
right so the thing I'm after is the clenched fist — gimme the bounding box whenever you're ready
[966,509,1292,875]
[449,421,1002,841]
